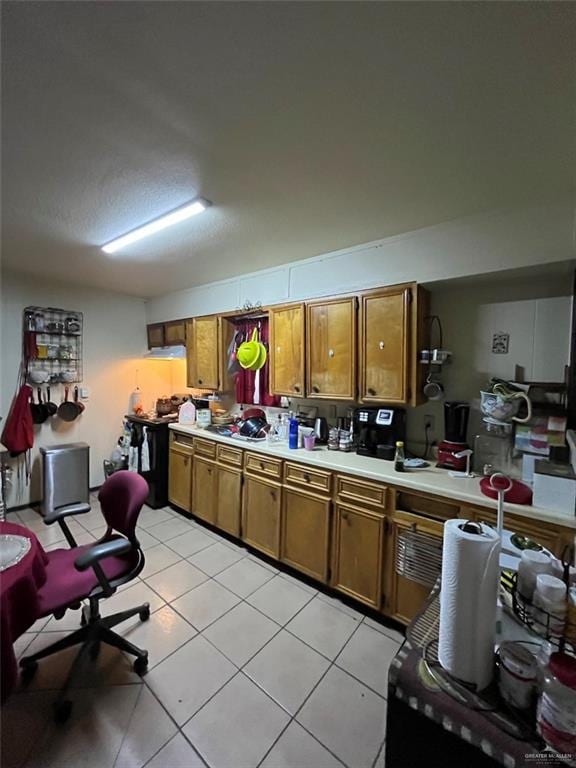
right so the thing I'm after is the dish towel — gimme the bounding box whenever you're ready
[128,446,138,473]
[141,427,150,472]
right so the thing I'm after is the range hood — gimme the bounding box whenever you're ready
[144,345,186,360]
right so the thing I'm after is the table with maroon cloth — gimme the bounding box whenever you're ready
[0,520,48,701]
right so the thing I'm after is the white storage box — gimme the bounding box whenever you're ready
[533,460,576,516]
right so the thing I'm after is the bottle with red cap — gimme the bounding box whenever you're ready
[537,652,576,756]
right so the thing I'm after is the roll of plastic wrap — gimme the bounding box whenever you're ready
[438,519,501,690]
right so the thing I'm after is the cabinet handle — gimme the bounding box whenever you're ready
[270,490,277,501]
[198,378,203,385]
[260,461,266,470]
[342,511,350,524]
[312,385,320,394]
[368,387,376,396]
[303,472,310,483]
[207,467,212,474]
[294,385,300,393]
[184,457,189,466]
[328,349,335,358]
[379,341,385,350]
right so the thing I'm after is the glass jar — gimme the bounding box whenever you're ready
[537,652,576,755]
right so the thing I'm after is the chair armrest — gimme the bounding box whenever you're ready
[75,538,132,571]
[44,502,91,525]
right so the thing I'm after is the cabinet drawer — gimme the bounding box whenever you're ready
[170,431,194,452]
[245,452,283,480]
[395,491,460,522]
[284,462,331,494]
[217,444,244,468]
[193,437,217,459]
[335,474,387,509]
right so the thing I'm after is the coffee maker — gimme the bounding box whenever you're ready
[353,408,406,460]
[437,401,470,471]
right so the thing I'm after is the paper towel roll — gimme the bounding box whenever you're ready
[438,519,501,690]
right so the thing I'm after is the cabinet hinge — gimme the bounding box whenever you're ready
[384,518,390,535]
[406,288,413,304]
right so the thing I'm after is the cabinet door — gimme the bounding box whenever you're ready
[168,448,192,512]
[332,502,385,608]
[281,487,331,582]
[147,323,165,348]
[187,316,219,389]
[386,512,443,624]
[306,298,356,400]
[269,303,305,397]
[242,476,281,558]
[216,464,242,537]
[164,320,187,346]
[192,456,217,524]
[360,286,410,403]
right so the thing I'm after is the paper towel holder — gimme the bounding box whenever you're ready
[459,520,483,535]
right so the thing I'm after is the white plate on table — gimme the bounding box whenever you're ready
[0,534,31,571]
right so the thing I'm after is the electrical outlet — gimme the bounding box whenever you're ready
[424,414,435,431]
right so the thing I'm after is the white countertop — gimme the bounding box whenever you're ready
[169,423,576,530]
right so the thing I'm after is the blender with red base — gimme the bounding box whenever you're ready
[437,401,470,471]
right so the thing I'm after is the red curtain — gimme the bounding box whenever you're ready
[233,318,280,407]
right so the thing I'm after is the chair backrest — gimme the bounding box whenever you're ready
[98,471,149,541]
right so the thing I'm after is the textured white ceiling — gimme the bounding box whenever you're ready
[2,1,575,298]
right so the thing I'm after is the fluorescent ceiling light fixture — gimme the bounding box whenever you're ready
[102,198,211,254]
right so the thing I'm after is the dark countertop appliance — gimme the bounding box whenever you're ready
[437,401,470,471]
[354,407,406,460]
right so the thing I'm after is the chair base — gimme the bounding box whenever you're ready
[20,600,150,721]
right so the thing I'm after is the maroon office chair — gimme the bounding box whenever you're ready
[20,471,151,722]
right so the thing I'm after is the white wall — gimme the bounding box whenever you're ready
[145,200,575,322]
[0,271,178,506]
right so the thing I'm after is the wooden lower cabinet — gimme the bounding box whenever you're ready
[192,456,217,524]
[464,506,570,558]
[281,487,331,582]
[331,502,386,609]
[168,447,192,512]
[386,511,444,625]
[242,475,281,558]
[216,464,242,536]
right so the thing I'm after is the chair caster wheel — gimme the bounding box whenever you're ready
[139,604,150,622]
[20,659,38,683]
[53,700,72,724]
[133,654,148,675]
[89,642,100,660]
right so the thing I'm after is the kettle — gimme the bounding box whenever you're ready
[313,417,329,445]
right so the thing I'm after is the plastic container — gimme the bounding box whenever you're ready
[288,417,299,449]
[532,574,567,637]
[178,399,196,425]
[304,434,316,451]
[538,652,576,755]
[517,549,553,601]
[497,641,537,710]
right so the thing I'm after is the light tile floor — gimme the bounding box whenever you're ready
[3,497,403,768]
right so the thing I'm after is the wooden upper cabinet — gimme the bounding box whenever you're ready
[187,316,220,390]
[306,297,357,400]
[269,303,305,397]
[359,286,410,404]
[164,320,186,346]
[359,283,429,406]
[147,323,165,348]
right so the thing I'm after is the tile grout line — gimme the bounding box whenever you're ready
[16,508,391,768]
